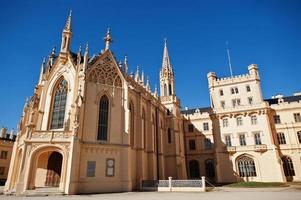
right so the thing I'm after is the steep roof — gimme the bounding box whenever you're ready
[181,107,211,115]
[265,95,301,105]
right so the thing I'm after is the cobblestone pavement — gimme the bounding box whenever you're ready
[0,186,301,200]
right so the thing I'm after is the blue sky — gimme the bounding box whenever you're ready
[0,0,300,130]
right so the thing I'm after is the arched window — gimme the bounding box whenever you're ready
[205,159,215,179]
[169,84,172,96]
[129,102,135,147]
[282,156,295,177]
[164,84,167,96]
[237,156,257,177]
[167,128,172,144]
[97,95,109,140]
[50,79,68,129]
[142,109,146,149]
[189,160,200,179]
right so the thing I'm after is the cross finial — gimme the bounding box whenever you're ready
[104,27,113,50]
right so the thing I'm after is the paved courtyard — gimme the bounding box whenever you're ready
[1,186,301,200]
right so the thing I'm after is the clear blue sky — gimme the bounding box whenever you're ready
[0,0,300,130]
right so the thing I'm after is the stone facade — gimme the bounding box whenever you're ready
[3,13,301,195]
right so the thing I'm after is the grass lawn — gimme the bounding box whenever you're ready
[224,182,289,188]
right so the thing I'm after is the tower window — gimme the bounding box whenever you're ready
[169,84,172,96]
[239,134,246,146]
[225,135,232,147]
[274,115,281,124]
[223,118,229,127]
[254,133,262,145]
[246,85,251,92]
[248,97,253,105]
[50,79,68,129]
[294,113,301,123]
[251,116,257,125]
[277,132,286,144]
[236,117,243,126]
[219,89,224,96]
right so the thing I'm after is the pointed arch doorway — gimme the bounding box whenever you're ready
[45,152,63,187]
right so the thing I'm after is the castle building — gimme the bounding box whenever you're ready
[4,13,301,195]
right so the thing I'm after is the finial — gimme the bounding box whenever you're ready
[118,61,123,68]
[141,70,144,85]
[146,76,150,91]
[164,38,167,47]
[124,54,128,64]
[85,43,89,52]
[42,57,46,64]
[135,66,140,82]
[154,84,158,97]
[104,27,113,50]
[64,10,72,32]
[51,47,56,56]
[78,45,82,53]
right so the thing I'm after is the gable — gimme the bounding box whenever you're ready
[87,50,123,87]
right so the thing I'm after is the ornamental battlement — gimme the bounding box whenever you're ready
[207,64,259,88]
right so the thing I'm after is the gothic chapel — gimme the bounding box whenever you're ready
[4,12,187,194]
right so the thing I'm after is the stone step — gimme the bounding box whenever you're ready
[22,187,65,197]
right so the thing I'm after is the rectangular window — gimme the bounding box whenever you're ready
[204,138,212,150]
[221,101,225,109]
[239,134,246,146]
[277,132,286,145]
[246,85,251,92]
[0,167,4,175]
[274,115,281,124]
[86,161,96,177]
[188,124,194,132]
[219,89,224,96]
[0,151,8,159]
[223,118,229,127]
[225,135,232,147]
[106,158,115,177]
[189,139,196,150]
[235,87,239,94]
[203,122,209,131]
[297,131,301,143]
[232,99,241,107]
[237,117,243,126]
[248,97,253,105]
[251,116,257,125]
[254,133,262,145]
[294,113,301,123]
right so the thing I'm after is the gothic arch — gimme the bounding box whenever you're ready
[87,60,122,87]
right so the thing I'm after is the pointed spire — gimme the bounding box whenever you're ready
[124,54,128,74]
[83,43,89,71]
[64,10,72,32]
[135,66,140,82]
[154,85,158,98]
[141,70,144,85]
[162,38,171,70]
[146,76,150,91]
[104,27,113,51]
[38,57,46,85]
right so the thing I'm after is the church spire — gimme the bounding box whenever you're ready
[60,10,72,58]
[162,38,172,71]
[104,28,112,51]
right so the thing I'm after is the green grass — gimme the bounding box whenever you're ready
[225,182,289,188]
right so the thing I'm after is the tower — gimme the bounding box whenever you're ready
[59,11,72,61]
[160,39,175,98]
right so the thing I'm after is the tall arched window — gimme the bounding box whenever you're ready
[169,84,172,96]
[167,128,172,144]
[282,156,295,177]
[129,102,135,147]
[205,159,215,179]
[189,160,200,179]
[164,84,167,96]
[97,95,109,140]
[50,79,68,129]
[142,109,146,149]
[237,156,257,177]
